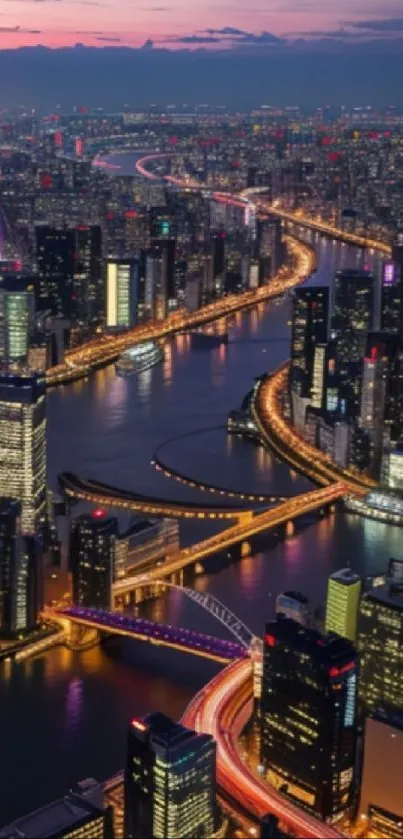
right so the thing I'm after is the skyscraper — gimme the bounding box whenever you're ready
[290,287,329,398]
[124,712,217,839]
[70,511,117,609]
[381,260,402,334]
[0,276,35,368]
[0,500,43,638]
[0,778,114,838]
[360,333,400,474]
[359,707,403,838]
[106,258,138,330]
[35,226,75,317]
[261,619,357,823]
[74,226,102,324]
[325,568,361,642]
[331,269,374,366]
[357,570,403,717]
[0,375,47,535]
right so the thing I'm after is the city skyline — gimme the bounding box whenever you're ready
[0,0,403,49]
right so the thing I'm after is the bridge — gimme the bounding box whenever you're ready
[45,606,251,665]
[110,482,346,604]
[59,471,258,522]
[251,364,376,496]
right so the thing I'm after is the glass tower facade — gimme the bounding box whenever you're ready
[331,269,374,366]
[0,499,43,637]
[325,568,361,642]
[290,287,329,399]
[0,277,35,367]
[261,618,357,823]
[0,375,47,535]
[358,579,403,717]
[124,712,217,839]
[70,512,117,609]
[106,259,138,329]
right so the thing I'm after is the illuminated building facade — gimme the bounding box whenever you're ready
[113,518,179,581]
[359,709,403,838]
[124,712,216,839]
[0,778,113,838]
[325,568,361,642]
[0,376,47,535]
[383,446,403,490]
[0,500,42,638]
[74,226,102,324]
[358,575,403,717]
[331,269,374,366]
[0,277,35,368]
[261,619,357,823]
[35,226,75,317]
[381,260,402,334]
[106,258,138,330]
[70,511,118,610]
[290,287,329,399]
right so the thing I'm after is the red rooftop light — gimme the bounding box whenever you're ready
[92,508,106,519]
[265,633,276,647]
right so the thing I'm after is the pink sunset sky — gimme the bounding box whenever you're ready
[0,0,402,49]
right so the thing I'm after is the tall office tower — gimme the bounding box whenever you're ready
[357,571,403,717]
[0,375,46,535]
[70,511,118,610]
[210,231,226,279]
[381,260,402,334]
[260,814,288,839]
[290,287,329,399]
[124,712,217,839]
[0,500,43,638]
[124,210,150,254]
[150,206,174,240]
[0,778,114,839]
[325,568,361,642]
[360,333,399,474]
[330,269,374,366]
[261,619,357,823]
[359,707,403,838]
[35,226,75,317]
[106,258,138,330]
[0,276,35,369]
[74,226,102,324]
[151,238,176,313]
[391,231,403,275]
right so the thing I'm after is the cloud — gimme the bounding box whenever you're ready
[95,36,121,42]
[164,27,283,47]
[349,18,403,32]
[0,25,41,32]
[1,0,107,4]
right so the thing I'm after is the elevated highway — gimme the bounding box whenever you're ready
[251,365,376,496]
[59,471,258,521]
[110,482,346,599]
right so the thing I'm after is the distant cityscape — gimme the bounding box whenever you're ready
[0,104,403,838]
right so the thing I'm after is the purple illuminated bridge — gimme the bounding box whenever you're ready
[54,606,249,664]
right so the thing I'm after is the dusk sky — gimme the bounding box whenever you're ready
[1,0,403,49]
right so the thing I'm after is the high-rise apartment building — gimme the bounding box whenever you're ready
[0,276,35,368]
[124,712,217,839]
[261,619,357,823]
[357,571,403,717]
[331,269,374,366]
[70,511,118,610]
[0,500,43,638]
[0,375,47,534]
[325,568,361,642]
[106,258,138,330]
[0,778,114,838]
[291,287,329,398]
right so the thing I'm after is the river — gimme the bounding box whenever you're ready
[0,207,397,824]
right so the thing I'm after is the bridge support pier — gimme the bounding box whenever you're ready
[64,621,100,651]
[285,521,295,536]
